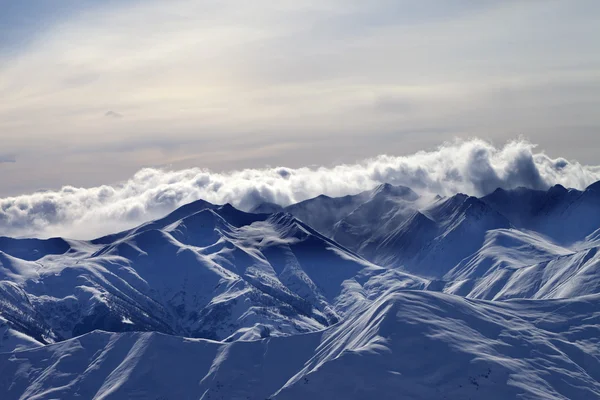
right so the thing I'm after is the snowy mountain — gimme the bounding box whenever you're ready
[2,291,599,399]
[283,189,373,237]
[2,181,600,399]
[444,234,600,301]
[361,194,512,277]
[283,184,513,278]
[482,182,600,244]
[0,199,426,351]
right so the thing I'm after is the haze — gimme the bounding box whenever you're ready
[1,1,599,197]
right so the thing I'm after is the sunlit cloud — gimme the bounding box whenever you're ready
[0,0,599,199]
[1,139,599,239]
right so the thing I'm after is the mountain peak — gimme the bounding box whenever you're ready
[585,180,600,193]
[2,181,600,398]
[548,183,567,195]
[250,202,284,214]
[371,183,419,201]
[91,198,219,244]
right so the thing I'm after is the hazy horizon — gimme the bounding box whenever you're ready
[1,1,599,199]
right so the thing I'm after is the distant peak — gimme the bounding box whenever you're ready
[453,193,469,201]
[548,184,567,195]
[376,182,394,190]
[585,180,600,193]
[249,202,283,214]
[217,203,252,219]
[159,198,218,221]
[442,193,488,212]
[218,203,236,212]
[372,183,419,200]
[461,195,489,211]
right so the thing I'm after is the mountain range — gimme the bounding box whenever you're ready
[1,181,600,399]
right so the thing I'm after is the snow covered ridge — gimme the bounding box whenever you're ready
[2,293,599,399]
[1,181,600,399]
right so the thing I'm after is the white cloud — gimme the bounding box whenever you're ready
[0,0,599,227]
[105,110,123,119]
[1,139,599,239]
[1,0,599,197]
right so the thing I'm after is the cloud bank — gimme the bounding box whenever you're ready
[1,1,599,199]
[2,139,600,239]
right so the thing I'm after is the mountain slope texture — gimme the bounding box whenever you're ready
[2,181,600,399]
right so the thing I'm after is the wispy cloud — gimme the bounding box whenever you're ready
[1,139,599,239]
[105,110,123,119]
[0,1,599,198]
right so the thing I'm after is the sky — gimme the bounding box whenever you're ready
[1,1,600,238]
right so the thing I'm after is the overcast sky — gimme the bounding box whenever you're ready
[1,0,599,197]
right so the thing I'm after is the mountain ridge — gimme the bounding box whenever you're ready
[2,180,600,398]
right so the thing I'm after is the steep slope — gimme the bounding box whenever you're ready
[445,243,600,301]
[283,190,372,237]
[91,199,220,245]
[288,186,513,278]
[331,184,421,253]
[2,181,600,399]
[482,182,600,244]
[338,194,512,277]
[0,202,386,348]
[0,314,43,353]
[0,330,321,400]
[399,195,511,277]
[275,291,600,399]
[2,291,599,400]
[445,228,573,282]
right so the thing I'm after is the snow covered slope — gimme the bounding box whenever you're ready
[445,228,573,282]
[0,201,405,350]
[2,291,599,400]
[362,194,512,277]
[279,185,514,277]
[445,239,600,301]
[0,314,42,353]
[276,291,600,399]
[2,181,600,399]
[283,189,373,237]
[482,182,600,244]
[331,184,421,255]
[283,181,600,281]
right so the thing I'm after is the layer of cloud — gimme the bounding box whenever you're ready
[105,110,123,119]
[1,1,599,199]
[2,139,599,239]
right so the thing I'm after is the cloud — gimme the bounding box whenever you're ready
[1,1,599,165]
[105,110,123,119]
[1,138,599,239]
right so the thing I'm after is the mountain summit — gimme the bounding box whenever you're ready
[1,181,600,399]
